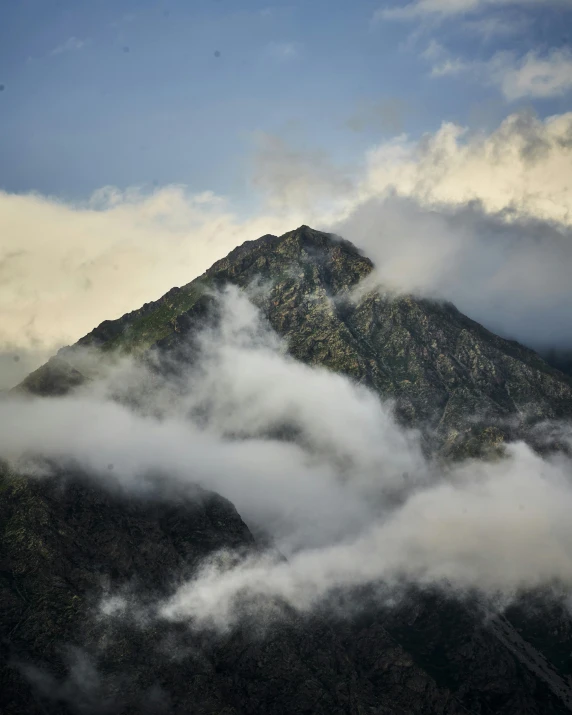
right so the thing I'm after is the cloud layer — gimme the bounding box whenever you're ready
[4,289,572,630]
[0,187,306,386]
[1,110,571,387]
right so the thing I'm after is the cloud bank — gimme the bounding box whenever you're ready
[4,289,572,631]
[1,110,571,387]
[160,440,572,629]
[0,187,307,386]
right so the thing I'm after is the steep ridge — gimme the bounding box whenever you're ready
[4,225,572,713]
[40,225,572,457]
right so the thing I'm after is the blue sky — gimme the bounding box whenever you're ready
[2,0,571,201]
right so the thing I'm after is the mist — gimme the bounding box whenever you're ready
[334,196,572,350]
[4,287,572,631]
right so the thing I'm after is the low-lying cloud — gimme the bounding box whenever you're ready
[160,441,572,629]
[335,197,572,349]
[3,288,572,631]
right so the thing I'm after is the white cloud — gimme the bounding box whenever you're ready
[430,57,470,75]
[160,442,572,629]
[1,288,425,554]
[423,43,572,100]
[5,290,572,630]
[335,197,572,349]
[376,0,565,21]
[361,111,572,223]
[334,111,572,347]
[1,110,571,388]
[50,37,89,56]
[0,186,310,386]
[490,48,572,100]
[421,40,471,77]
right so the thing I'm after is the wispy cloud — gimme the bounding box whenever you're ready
[375,0,563,22]
[430,57,470,76]
[266,41,300,61]
[421,40,470,76]
[425,44,572,100]
[6,289,572,630]
[50,36,90,56]
[461,14,531,39]
[490,48,572,100]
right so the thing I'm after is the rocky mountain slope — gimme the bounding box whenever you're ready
[24,226,572,454]
[4,225,572,713]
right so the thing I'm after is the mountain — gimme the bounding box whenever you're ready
[3,225,572,714]
[25,225,572,456]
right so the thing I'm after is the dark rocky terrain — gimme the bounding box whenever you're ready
[3,225,572,714]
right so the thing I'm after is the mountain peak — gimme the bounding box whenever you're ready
[205,225,367,278]
[18,224,572,462]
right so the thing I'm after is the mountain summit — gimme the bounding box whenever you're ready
[5,225,572,714]
[23,225,572,457]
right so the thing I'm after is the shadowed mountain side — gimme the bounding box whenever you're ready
[0,465,470,715]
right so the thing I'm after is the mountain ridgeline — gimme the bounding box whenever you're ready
[4,225,572,714]
[23,225,572,456]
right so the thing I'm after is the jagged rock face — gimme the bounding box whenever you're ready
[5,226,572,714]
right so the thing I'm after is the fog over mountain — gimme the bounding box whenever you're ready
[2,111,572,388]
[2,0,572,711]
[5,284,571,611]
[3,226,572,713]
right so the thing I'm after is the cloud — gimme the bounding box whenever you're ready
[430,57,470,76]
[1,288,425,554]
[361,111,572,224]
[159,441,572,629]
[375,0,564,21]
[332,111,572,349]
[334,197,572,350]
[423,44,572,100]
[0,186,308,381]
[490,48,572,100]
[5,288,572,632]
[1,110,571,388]
[50,37,89,56]
[19,645,168,713]
[461,14,531,38]
[265,42,300,60]
[250,133,356,214]
[0,348,54,392]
